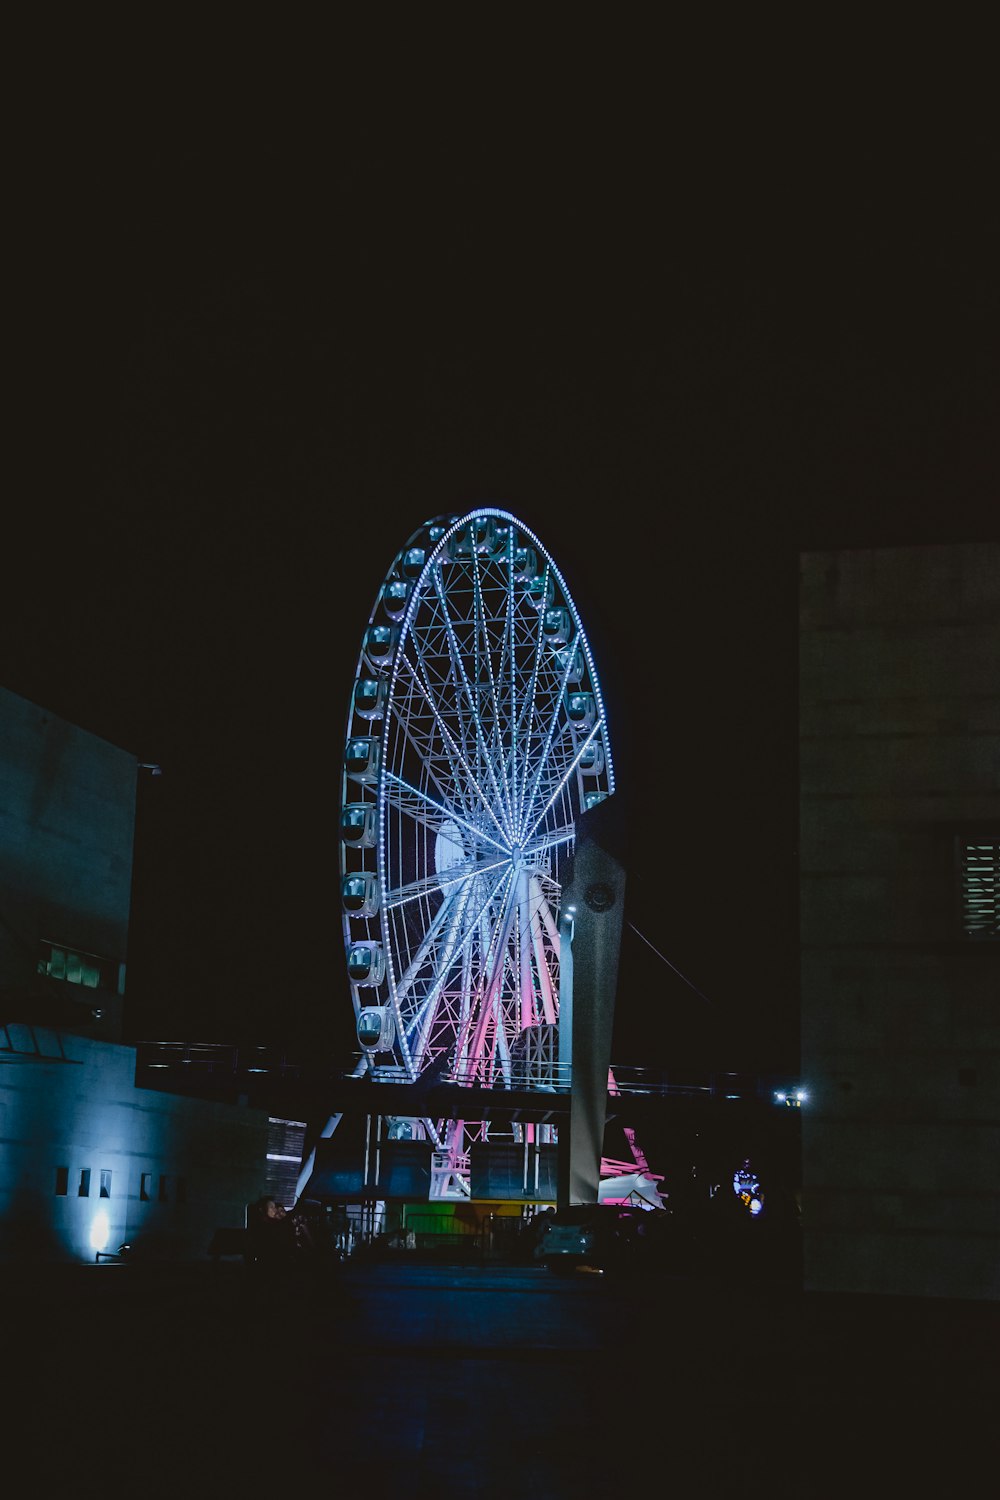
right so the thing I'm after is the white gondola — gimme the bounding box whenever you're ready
[347,941,386,987]
[578,740,605,775]
[357,1006,395,1051]
[472,515,498,553]
[341,870,381,917]
[565,690,596,730]
[380,580,411,621]
[490,520,512,558]
[401,546,426,580]
[585,790,608,810]
[345,736,381,783]
[525,572,554,610]
[353,677,387,719]
[555,645,585,683]
[341,803,377,847]
[448,515,498,560]
[427,517,458,551]
[542,606,572,647]
[364,624,397,664]
[511,544,538,581]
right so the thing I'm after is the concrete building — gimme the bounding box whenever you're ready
[799,543,1000,1300]
[0,687,270,1262]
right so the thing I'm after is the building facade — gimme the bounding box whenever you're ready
[799,543,1000,1300]
[0,687,270,1262]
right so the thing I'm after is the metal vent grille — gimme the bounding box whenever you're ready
[958,839,1000,939]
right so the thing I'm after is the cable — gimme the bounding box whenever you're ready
[626,921,717,1006]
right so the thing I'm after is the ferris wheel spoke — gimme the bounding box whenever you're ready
[451,940,479,1077]
[513,593,550,839]
[401,879,479,1067]
[384,674,475,826]
[431,566,517,841]
[399,864,509,1020]
[384,770,511,858]
[515,867,537,1031]
[520,719,604,850]
[396,644,513,848]
[387,879,464,1008]
[470,544,519,836]
[526,873,560,1024]
[516,628,587,840]
[404,865,515,1067]
[383,855,507,913]
[461,871,521,1081]
[383,778,453,840]
[520,823,576,863]
[529,870,562,949]
[513,865,559,1030]
[391,651,488,835]
[396,629,489,831]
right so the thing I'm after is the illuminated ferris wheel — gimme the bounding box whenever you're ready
[339,508,615,1197]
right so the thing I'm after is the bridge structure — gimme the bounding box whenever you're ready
[133,1042,799,1134]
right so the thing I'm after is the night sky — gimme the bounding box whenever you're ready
[5,109,998,1082]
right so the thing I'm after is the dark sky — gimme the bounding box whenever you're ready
[5,113,998,1080]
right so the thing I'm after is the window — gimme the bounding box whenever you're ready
[55,1166,69,1196]
[957,836,1000,940]
[158,1174,169,1203]
[37,939,121,991]
[265,1117,307,1208]
[140,1172,152,1202]
[175,1177,187,1205]
[78,1168,91,1198]
[99,1169,112,1199]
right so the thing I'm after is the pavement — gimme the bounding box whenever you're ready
[8,1255,998,1497]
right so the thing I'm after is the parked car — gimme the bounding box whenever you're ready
[533,1204,660,1274]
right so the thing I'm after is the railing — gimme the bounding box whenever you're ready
[361,1059,576,1092]
[354,1058,779,1101]
[134,1042,796,1104]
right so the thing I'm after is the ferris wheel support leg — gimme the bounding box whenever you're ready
[556,799,627,1209]
[295,1112,344,1201]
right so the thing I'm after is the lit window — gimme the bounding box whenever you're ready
[957,837,1000,940]
[55,1166,69,1196]
[78,1168,91,1198]
[99,1169,112,1199]
[37,939,120,991]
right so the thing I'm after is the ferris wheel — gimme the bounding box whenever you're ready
[339,507,615,1197]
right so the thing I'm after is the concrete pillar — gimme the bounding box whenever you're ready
[557,798,627,1206]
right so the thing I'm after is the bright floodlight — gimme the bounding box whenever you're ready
[89,1210,110,1253]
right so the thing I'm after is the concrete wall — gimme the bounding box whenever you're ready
[0,1026,269,1262]
[799,543,1000,1300]
[0,686,137,1041]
